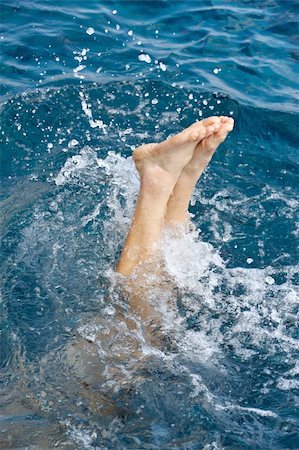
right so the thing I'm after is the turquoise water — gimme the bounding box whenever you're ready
[1,1,299,449]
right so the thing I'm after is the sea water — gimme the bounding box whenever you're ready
[0,1,298,449]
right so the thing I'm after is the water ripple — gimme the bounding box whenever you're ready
[1,0,298,111]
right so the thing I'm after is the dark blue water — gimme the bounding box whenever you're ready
[0,1,298,449]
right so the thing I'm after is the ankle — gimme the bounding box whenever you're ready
[183,158,210,178]
[139,166,178,197]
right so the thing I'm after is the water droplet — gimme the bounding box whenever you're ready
[86,27,95,35]
[151,98,159,105]
[48,202,58,213]
[68,139,79,148]
[73,65,86,73]
[128,30,133,36]
[138,53,151,63]
[265,276,275,285]
[159,62,167,71]
[246,258,253,264]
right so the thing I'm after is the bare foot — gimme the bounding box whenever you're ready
[183,116,234,176]
[133,116,222,186]
[164,116,234,225]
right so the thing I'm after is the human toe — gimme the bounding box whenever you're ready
[214,120,234,143]
[206,122,221,136]
[222,116,234,127]
[190,126,206,141]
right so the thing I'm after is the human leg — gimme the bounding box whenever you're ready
[116,116,221,276]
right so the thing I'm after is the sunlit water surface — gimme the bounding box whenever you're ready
[1,1,298,449]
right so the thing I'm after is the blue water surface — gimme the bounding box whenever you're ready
[0,1,299,449]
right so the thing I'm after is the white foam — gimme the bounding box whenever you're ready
[39,147,299,378]
[276,361,299,391]
[216,402,278,418]
[163,228,224,295]
[54,147,99,186]
[16,137,298,447]
[277,378,299,391]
